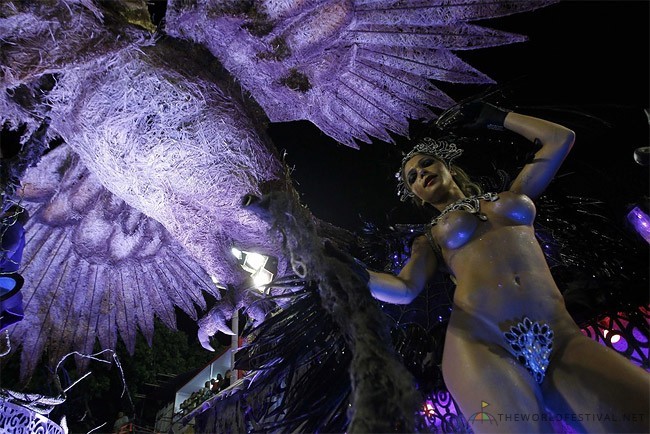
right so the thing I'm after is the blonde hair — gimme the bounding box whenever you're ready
[449,163,482,197]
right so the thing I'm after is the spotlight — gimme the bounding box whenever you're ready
[231,246,277,291]
[252,268,274,287]
[424,402,436,416]
[602,329,622,344]
[243,252,267,272]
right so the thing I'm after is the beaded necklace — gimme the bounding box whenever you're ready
[430,192,499,226]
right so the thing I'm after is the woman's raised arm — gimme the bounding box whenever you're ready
[505,112,575,199]
[439,101,575,200]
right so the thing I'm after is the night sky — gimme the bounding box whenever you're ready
[270,1,649,232]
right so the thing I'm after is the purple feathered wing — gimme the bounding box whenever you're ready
[166,0,557,147]
[10,145,220,382]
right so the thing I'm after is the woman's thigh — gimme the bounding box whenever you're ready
[542,333,650,434]
[442,327,556,434]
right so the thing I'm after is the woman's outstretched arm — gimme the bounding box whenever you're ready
[368,235,438,304]
[505,112,575,199]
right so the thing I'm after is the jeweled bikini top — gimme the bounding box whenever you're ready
[430,192,537,252]
[430,192,499,226]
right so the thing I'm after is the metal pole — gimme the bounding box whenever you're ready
[231,311,239,379]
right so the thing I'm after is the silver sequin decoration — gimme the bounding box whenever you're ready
[503,317,554,384]
[430,192,499,226]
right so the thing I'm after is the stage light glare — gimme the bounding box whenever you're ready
[252,268,273,289]
[244,252,267,271]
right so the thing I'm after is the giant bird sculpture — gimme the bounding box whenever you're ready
[0,0,557,384]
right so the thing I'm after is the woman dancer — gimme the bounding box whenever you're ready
[368,102,650,433]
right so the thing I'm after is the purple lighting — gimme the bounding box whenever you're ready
[419,393,467,431]
[580,308,650,370]
[627,206,650,243]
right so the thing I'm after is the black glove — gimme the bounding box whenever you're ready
[437,101,511,131]
[457,101,511,130]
